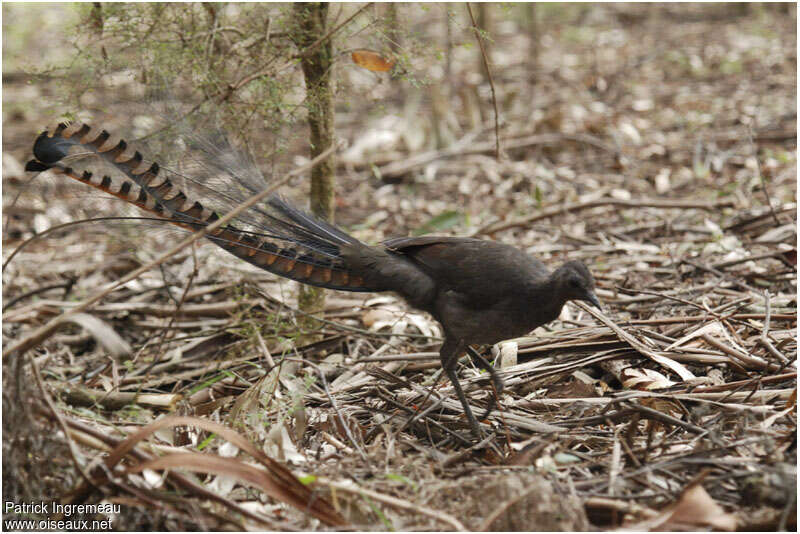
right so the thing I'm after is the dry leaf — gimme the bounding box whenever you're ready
[361,308,396,329]
[351,49,395,72]
[658,483,737,531]
[65,312,132,358]
[665,322,725,351]
[626,475,737,531]
[620,367,676,390]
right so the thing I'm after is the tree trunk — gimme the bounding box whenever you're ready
[292,2,336,324]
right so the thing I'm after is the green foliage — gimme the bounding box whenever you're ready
[188,371,234,396]
[533,184,544,208]
[384,473,418,491]
[196,433,216,451]
[49,4,299,149]
[719,58,743,75]
[362,495,394,530]
[413,210,466,236]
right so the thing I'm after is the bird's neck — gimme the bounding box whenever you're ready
[524,275,569,326]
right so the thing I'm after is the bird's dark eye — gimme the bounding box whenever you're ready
[569,278,581,288]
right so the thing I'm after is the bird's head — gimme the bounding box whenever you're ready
[552,260,601,309]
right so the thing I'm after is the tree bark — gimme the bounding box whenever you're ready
[292,2,336,321]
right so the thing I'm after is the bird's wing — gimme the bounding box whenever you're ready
[382,237,549,306]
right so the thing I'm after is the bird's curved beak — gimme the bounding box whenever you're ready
[584,291,602,310]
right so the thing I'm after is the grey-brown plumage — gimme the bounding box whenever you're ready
[26,121,600,439]
[342,236,600,435]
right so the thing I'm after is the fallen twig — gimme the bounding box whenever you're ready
[476,197,735,236]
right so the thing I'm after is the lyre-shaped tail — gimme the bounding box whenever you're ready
[25,121,376,292]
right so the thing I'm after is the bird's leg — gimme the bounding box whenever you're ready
[466,346,504,420]
[440,338,483,439]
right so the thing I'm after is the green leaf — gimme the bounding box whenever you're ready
[298,475,317,485]
[361,495,394,530]
[385,473,418,492]
[188,371,233,396]
[197,433,216,451]
[412,210,464,236]
[533,185,543,207]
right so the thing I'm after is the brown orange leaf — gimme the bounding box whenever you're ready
[351,49,395,72]
[625,472,737,531]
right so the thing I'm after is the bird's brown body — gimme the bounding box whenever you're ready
[26,121,600,438]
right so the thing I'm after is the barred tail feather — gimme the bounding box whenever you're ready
[26,121,377,292]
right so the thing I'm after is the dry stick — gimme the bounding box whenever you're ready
[574,302,694,381]
[759,290,790,364]
[747,126,781,226]
[359,351,440,362]
[3,280,76,309]
[3,216,167,272]
[583,497,659,520]
[724,202,796,232]
[477,197,735,236]
[29,354,97,489]
[375,389,473,446]
[3,143,339,359]
[681,257,760,294]
[700,334,779,372]
[689,371,795,394]
[316,477,467,531]
[54,383,181,410]
[712,250,793,270]
[283,357,369,462]
[623,400,707,436]
[376,131,613,179]
[625,313,795,325]
[144,244,201,376]
[466,2,501,160]
[619,287,719,316]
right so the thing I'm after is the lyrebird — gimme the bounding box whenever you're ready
[26,121,600,438]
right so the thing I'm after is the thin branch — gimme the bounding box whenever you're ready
[466,3,501,160]
[759,290,789,363]
[747,126,781,226]
[284,357,369,462]
[317,476,468,531]
[30,354,98,489]
[477,197,735,236]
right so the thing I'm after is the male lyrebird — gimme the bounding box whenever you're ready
[26,121,600,439]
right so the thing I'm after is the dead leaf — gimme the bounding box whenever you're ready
[351,49,395,72]
[620,367,676,390]
[65,312,132,358]
[361,308,397,329]
[659,482,737,531]
[545,379,597,399]
[626,473,736,531]
[106,416,347,526]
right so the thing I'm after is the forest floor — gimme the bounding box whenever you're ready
[2,4,797,531]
